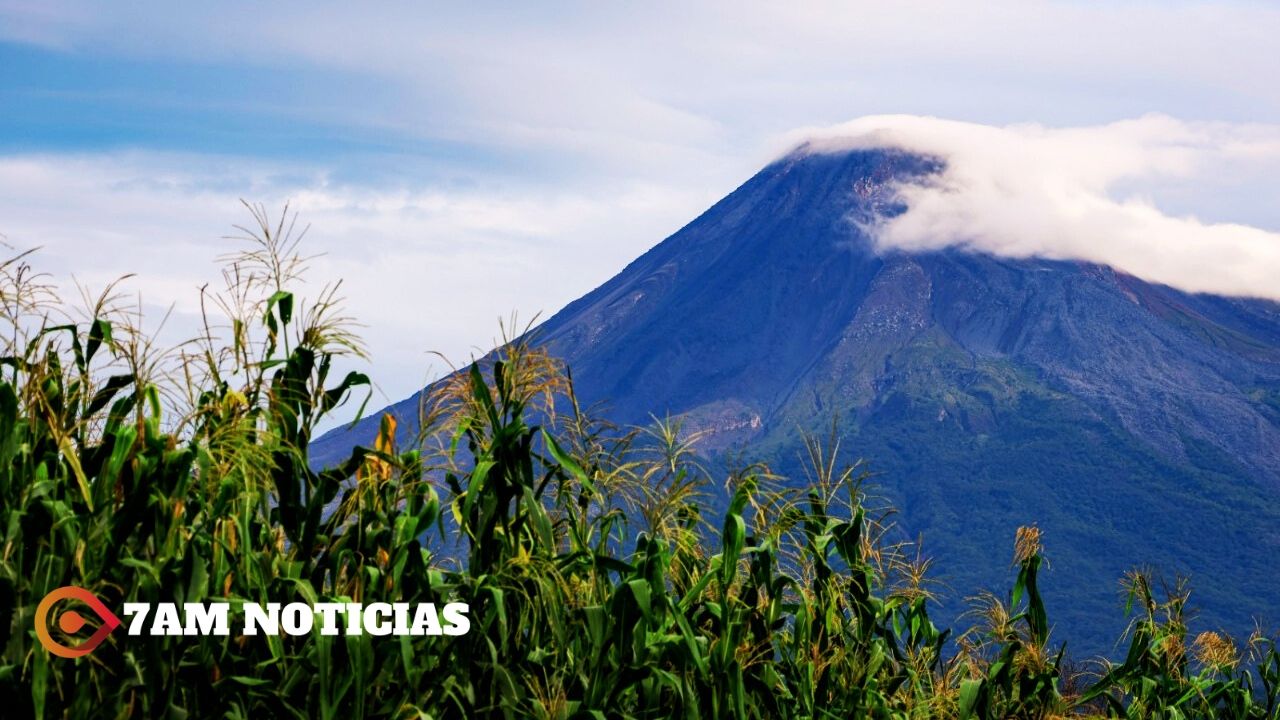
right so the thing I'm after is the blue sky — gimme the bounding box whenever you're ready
[3,0,1280,415]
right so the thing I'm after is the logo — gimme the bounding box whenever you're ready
[35,586,470,658]
[34,587,123,658]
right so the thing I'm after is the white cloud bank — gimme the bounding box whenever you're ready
[793,115,1280,301]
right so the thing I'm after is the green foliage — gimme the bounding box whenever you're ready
[1,210,1278,719]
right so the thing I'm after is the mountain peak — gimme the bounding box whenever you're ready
[316,138,1280,656]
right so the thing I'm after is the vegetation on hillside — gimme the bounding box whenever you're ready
[2,209,1279,719]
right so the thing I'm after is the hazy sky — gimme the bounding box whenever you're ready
[3,1,1280,415]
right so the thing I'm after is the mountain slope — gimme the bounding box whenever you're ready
[317,146,1280,655]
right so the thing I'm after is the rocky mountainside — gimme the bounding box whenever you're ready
[317,146,1280,656]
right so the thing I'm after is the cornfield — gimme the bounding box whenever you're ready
[2,208,1279,719]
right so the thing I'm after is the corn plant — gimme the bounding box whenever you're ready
[2,207,1279,719]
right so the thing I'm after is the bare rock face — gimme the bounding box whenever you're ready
[318,147,1280,656]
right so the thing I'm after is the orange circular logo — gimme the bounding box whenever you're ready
[34,587,122,658]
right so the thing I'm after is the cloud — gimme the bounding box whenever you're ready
[792,115,1280,300]
[7,1,1280,175]
[0,151,716,421]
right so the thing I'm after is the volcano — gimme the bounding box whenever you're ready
[317,144,1280,656]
